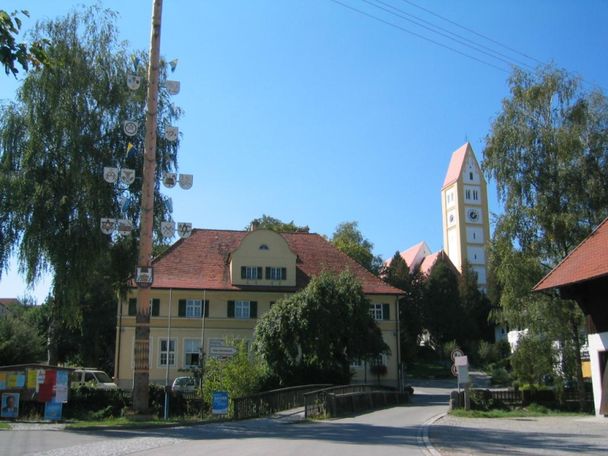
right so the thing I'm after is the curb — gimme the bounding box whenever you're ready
[418,412,446,456]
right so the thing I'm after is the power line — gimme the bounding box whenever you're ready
[327,0,510,73]
[398,0,544,66]
[364,0,536,71]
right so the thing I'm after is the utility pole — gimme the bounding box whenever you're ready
[133,0,163,414]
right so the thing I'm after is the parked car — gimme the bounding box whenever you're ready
[71,368,118,390]
[171,376,197,393]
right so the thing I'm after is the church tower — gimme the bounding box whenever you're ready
[441,143,490,289]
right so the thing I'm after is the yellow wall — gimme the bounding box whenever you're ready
[115,291,400,389]
[230,229,297,287]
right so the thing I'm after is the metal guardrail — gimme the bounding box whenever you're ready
[303,384,401,418]
[233,384,332,420]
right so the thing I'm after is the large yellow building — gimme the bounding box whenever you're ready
[114,228,404,389]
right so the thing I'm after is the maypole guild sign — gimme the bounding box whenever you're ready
[135,267,154,288]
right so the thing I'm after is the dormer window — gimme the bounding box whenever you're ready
[241,266,262,280]
[259,244,269,250]
[266,267,287,280]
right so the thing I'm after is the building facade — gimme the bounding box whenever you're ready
[114,229,404,389]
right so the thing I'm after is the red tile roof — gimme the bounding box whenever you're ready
[145,229,403,295]
[534,217,608,291]
[442,142,470,189]
[385,241,432,271]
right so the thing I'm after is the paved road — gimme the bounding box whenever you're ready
[0,382,452,456]
[430,413,608,456]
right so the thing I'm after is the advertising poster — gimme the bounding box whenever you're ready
[44,401,63,421]
[0,372,6,390]
[27,369,38,389]
[212,391,229,415]
[1,392,20,418]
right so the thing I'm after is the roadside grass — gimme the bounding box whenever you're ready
[65,416,209,429]
[0,422,10,430]
[407,361,452,379]
[450,403,589,419]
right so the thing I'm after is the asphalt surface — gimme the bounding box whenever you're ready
[3,374,606,456]
[429,413,608,456]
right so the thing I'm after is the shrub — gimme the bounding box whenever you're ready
[64,386,128,419]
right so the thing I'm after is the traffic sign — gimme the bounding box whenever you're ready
[450,348,464,361]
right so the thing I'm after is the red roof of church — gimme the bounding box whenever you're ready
[442,142,470,189]
[145,229,403,295]
[534,217,608,291]
[385,241,431,270]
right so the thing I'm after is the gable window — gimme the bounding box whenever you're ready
[184,339,201,368]
[241,266,263,280]
[159,338,176,366]
[265,267,287,280]
[178,299,209,318]
[369,303,390,321]
[227,300,258,319]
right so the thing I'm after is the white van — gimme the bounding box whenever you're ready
[71,369,118,390]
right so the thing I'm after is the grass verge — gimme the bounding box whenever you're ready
[0,422,10,430]
[449,404,589,419]
[65,416,208,429]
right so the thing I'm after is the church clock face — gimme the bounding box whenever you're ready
[466,207,481,223]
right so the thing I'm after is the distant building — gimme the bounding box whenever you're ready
[0,298,21,318]
[389,143,503,341]
[441,142,491,290]
[114,229,404,390]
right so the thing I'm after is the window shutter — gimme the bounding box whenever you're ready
[227,300,235,318]
[203,300,209,318]
[257,267,263,279]
[281,267,287,280]
[250,301,258,318]
[178,299,186,317]
[241,266,246,279]
[128,298,136,316]
[382,303,390,320]
[265,267,270,280]
[152,299,160,317]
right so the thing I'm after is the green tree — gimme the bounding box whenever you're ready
[1,9,49,77]
[510,334,555,388]
[459,260,492,343]
[0,303,46,365]
[0,5,181,365]
[422,256,463,348]
[255,271,388,385]
[383,251,424,362]
[330,221,382,274]
[246,214,309,232]
[202,339,267,410]
[482,65,606,402]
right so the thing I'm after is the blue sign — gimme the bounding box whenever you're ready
[212,391,229,415]
[44,401,63,421]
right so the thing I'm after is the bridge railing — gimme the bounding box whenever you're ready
[232,384,332,420]
[304,384,406,418]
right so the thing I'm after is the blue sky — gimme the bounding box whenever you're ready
[1,0,607,304]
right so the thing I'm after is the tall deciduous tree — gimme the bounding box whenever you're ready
[331,221,383,274]
[383,251,424,362]
[483,65,607,401]
[0,9,49,77]
[0,5,181,365]
[255,271,388,385]
[246,215,309,232]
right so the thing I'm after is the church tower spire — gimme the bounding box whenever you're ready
[441,143,490,290]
